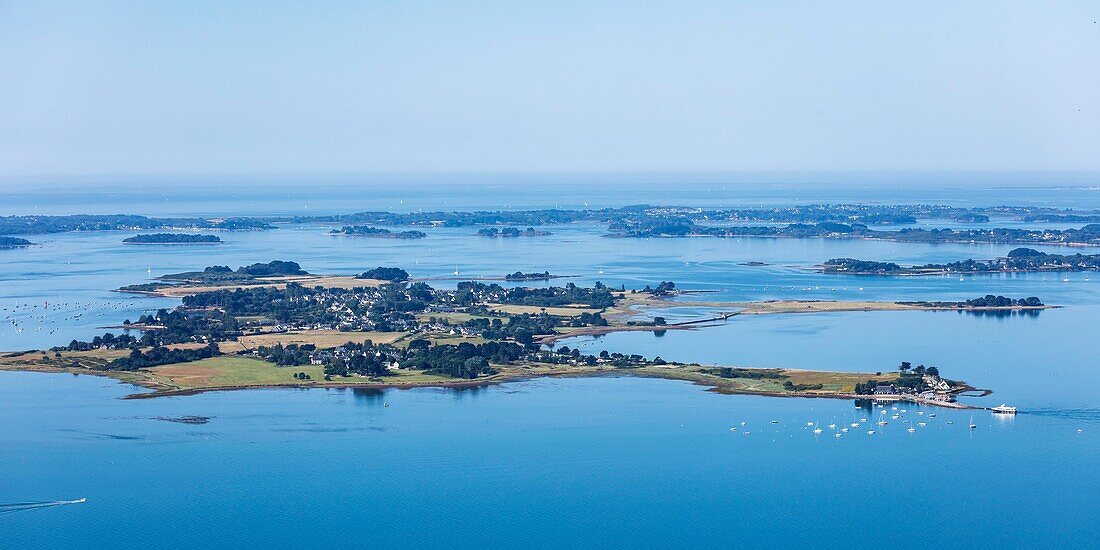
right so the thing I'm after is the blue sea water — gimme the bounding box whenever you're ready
[1,181,1099,548]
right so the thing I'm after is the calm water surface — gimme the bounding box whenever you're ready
[2,183,1099,548]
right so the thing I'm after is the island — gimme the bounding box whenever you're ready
[123,233,222,244]
[356,267,409,282]
[609,220,1100,246]
[0,214,271,235]
[0,260,1043,406]
[330,226,427,239]
[275,203,1100,228]
[504,271,555,281]
[477,227,552,237]
[8,206,1100,247]
[0,236,33,249]
[819,248,1100,275]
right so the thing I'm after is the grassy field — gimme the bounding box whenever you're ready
[145,275,385,297]
[148,356,323,388]
[637,365,899,395]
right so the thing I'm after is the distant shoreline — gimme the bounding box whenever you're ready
[122,241,222,246]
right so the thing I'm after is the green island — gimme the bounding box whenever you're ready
[1,261,1054,406]
[503,271,557,281]
[477,227,552,237]
[819,247,1100,275]
[330,226,427,239]
[123,233,222,244]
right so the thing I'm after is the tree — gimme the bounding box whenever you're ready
[463,356,489,377]
[514,328,534,346]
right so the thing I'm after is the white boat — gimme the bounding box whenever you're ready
[907,427,916,433]
[867,430,876,435]
[813,428,823,434]
[969,415,977,429]
[877,420,888,426]
[991,404,1017,414]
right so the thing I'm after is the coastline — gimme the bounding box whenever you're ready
[0,359,981,408]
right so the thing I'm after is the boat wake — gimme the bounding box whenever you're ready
[1020,408,1100,424]
[0,499,86,515]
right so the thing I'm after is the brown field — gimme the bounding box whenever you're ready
[486,303,601,316]
[0,348,133,370]
[415,312,506,324]
[232,330,409,350]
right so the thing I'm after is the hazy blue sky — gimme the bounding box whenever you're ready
[1,1,1097,178]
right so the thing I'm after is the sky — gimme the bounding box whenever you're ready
[0,1,1098,179]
